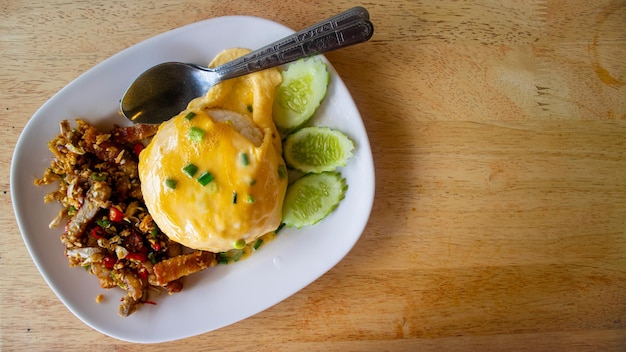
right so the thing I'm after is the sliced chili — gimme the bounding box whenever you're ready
[91,226,106,239]
[109,207,124,222]
[126,252,147,262]
[137,267,149,281]
[150,241,161,251]
[133,142,144,156]
[102,255,116,269]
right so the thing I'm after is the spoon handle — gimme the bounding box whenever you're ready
[230,6,370,65]
[209,7,374,80]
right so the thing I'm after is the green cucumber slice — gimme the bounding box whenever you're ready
[282,172,347,228]
[273,58,329,132]
[283,127,354,173]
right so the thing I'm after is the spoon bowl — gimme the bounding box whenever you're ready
[121,7,374,124]
[121,63,210,122]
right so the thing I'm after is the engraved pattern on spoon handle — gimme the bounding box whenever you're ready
[211,8,373,80]
[213,6,369,75]
[260,20,374,67]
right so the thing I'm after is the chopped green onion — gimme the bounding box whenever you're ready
[253,238,263,250]
[148,252,157,265]
[197,171,214,186]
[150,227,159,239]
[232,192,238,204]
[246,194,255,203]
[206,181,218,194]
[240,153,249,166]
[249,179,257,186]
[232,251,244,262]
[165,178,177,189]
[96,219,111,229]
[189,127,205,142]
[184,111,197,120]
[233,238,246,249]
[67,206,77,216]
[278,164,287,179]
[246,104,253,113]
[91,172,107,181]
[216,253,230,265]
[274,223,286,235]
[182,163,199,177]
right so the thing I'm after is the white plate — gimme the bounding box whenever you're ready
[10,15,374,343]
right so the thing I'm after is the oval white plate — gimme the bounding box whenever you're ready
[11,15,374,343]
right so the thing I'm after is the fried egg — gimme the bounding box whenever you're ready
[139,48,287,252]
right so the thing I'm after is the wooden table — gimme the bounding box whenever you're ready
[2,0,625,350]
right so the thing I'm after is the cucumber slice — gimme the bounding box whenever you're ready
[283,127,354,173]
[282,172,347,228]
[273,58,329,132]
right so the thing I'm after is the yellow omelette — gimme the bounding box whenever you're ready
[139,48,287,253]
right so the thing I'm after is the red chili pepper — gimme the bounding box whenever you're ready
[137,267,149,281]
[109,207,125,222]
[102,255,116,269]
[151,241,161,251]
[91,226,106,239]
[125,252,147,262]
[133,142,144,156]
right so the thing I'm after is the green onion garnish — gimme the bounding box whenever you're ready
[189,127,205,142]
[274,223,286,235]
[182,163,199,177]
[165,178,177,189]
[197,171,214,186]
[233,251,244,262]
[232,192,238,204]
[240,153,249,166]
[246,194,255,203]
[96,219,111,229]
[91,172,107,181]
[246,104,253,113]
[184,111,196,120]
[277,164,287,179]
[233,238,246,249]
[216,253,230,265]
[253,238,263,250]
[206,181,218,194]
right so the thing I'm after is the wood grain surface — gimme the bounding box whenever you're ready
[1,0,625,351]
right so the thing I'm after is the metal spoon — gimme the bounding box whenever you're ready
[120,7,374,124]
